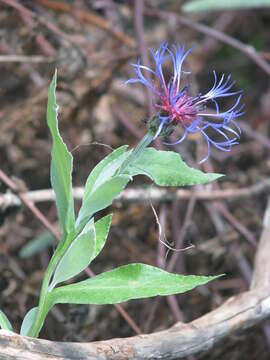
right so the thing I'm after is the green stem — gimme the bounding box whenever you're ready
[117,131,154,175]
[28,130,155,338]
[27,233,73,337]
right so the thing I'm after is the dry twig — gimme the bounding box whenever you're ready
[0,55,53,63]
[1,178,269,210]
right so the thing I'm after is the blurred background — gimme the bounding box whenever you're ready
[0,1,270,359]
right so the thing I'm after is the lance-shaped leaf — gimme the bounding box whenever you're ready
[48,264,221,306]
[19,231,54,259]
[84,145,131,198]
[0,309,13,331]
[126,148,223,186]
[50,218,96,290]
[20,307,38,336]
[76,175,130,227]
[183,0,270,12]
[47,71,75,235]
[94,214,112,259]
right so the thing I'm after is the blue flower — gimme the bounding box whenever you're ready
[126,42,244,163]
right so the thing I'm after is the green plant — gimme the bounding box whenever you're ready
[182,0,270,13]
[1,39,243,337]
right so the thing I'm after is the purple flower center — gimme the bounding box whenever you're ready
[155,88,198,126]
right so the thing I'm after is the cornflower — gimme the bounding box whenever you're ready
[126,42,244,163]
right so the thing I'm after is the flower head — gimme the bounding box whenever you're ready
[126,42,244,162]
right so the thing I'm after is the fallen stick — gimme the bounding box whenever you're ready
[0,197,269,359]
[0,287,269,359]
[1,178,270,209]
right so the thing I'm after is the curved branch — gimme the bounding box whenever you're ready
[0,179,270,359]
[0,288,270,359]
[0,195,269,359]
[1,196,270,359]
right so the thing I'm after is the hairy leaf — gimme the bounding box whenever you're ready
[94,214,113,259]
[0,309,13,331]
[84,146,131,198]
[126,148,222,186]
[48,263,221,306]
[76,175,130,227]
[47,71,75,235]
[20,307,38,336]
[50,218,95,289]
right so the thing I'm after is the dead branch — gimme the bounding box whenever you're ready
[0,55,53,63]
[0,198,269,359]
[0,287,269,359]
[1,178,270,210]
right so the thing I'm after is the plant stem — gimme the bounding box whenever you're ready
[27,233,73,337]
[118,131,154,175]
[28,130,154,338]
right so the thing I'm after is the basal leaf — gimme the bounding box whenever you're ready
[0,309,13,331]
[48,263,221,306]
[126,148,223,186]
[20,307,38,336]
[50,218,96,290]
[19,231,54,259]
[76,175,130,227]
[94,214,112,259]
[47,71,75,235]
[182,0,270,12]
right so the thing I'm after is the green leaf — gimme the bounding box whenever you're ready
[20,307,38,336]
[84,145,131,198]
[76,175,130,227]
[0,309,13,331]
[48,264,221,306]
[94,214,112,258]
[182,0,270,12]
[126,148,222,186]
[50,218,96,290]
[47,70,75,235]
[19,232,54,259]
